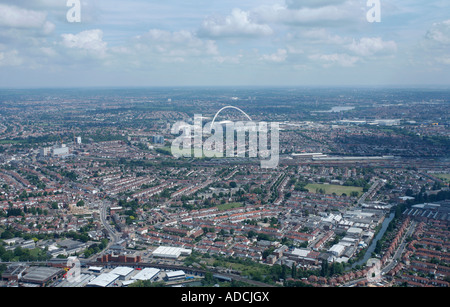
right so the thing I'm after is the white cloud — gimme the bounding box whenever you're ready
[348,37,397,57]
[436,56,450,65]
[253,1,361,27]
[42,21,56,35]
[260,49,288,62]
[214,54,244,64]
[291,28,349,45]
[199,8,273,38]
[135,29,219,58]
[61,29,108,58]
[419,20,450,66]
[39,47,57,57]
[286,0,349,9]
[0,4,49,29]
[0,50,23,67]
[309,53,359,67]
[425,20,450,45]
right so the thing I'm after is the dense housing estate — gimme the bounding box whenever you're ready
[0,88,449,287]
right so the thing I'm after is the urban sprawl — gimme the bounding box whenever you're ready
[0,88,449,288]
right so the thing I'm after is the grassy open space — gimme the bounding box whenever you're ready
[434,173,450,183]
[0,140,21,144]
[216,202,244,211]
[305,183,363,196]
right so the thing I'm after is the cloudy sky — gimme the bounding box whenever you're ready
[0,0,449,88]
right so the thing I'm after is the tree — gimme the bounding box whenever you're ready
[291,263,297,279]
[321,260,329,277]
[331,262,343,276]
[0,250,14,262]
[1,230,14,240]
[350,191,359,197]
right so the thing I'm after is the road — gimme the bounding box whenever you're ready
[98,201,120,251]
[357,179,384,205]
[381,220,417,274]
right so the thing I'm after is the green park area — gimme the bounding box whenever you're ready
[435,173,450,183]
[216,202,244,211]
[305,183,363,197]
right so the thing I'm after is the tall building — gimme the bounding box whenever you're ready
[152,135,165,144]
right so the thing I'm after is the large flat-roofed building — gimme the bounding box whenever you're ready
[284,248,320,266]
[329,244,346,257]
[88,266,103,273]
[152,246,192,259]
[165,270,186,281]
[97,252,141,263]
[109,266,134,280]
[346,227,363,237]
[56,274,95,288]
[52,145,69,157]
[131,268,161,282]
[86,272,119,287]
[1,264,27,281]
[21,266,63,286]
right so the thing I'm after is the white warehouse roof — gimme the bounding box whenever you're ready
[329,244,346,256]
[110,266,134,277]
[166,270,185,278]
[132,268,161,281]
[347,227,363,235]
[87,272,119,287]
[291,248,310,258]
[152,246,192,259]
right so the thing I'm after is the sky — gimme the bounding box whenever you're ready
[0,0,449,88]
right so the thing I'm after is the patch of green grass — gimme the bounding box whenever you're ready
[0,140,21,144]
[434,173,450,183]
[217,202,243,211]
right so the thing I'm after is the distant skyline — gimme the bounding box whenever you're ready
[0,0,449,88]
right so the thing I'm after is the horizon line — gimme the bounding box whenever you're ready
[1,84,450,91]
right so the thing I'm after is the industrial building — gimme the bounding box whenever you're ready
[1,264,27,282]
[109,266,134,280]
[86,272,120,287]
[39,144,70,158]
[329,244,346,257]
[83,266,163,287]
[131,268,161,282]
[21,266,63,287]
[56,274,95,288]
[165,270,186,281]
[88,266,103,274]
[96,252,141,263]
[152,246,192,259]
[283,248,320,267]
